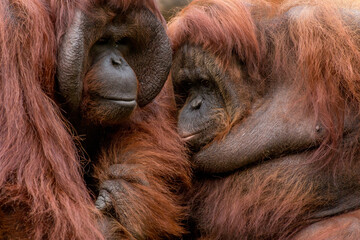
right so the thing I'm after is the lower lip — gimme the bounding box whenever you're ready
[111,99,136,104]
[106,99,137,107]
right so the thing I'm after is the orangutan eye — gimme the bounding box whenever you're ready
[115,37,132,55]
[201,79,210,88]
[96,37,109,45]
[115,37,131,47]
[184,81,194,90]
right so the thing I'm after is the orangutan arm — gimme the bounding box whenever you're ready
[94,86,191,240]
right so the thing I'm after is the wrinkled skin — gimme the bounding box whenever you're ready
[58,6,171,126]
[57,3,184,239]
[170,1,360,239]
[172,45,335,172]
[173,45,360,240]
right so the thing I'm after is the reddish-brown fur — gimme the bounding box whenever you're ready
[94,82,191,239]
[169,0,360,239]
[0,1,102,239]
[0,0,189,239]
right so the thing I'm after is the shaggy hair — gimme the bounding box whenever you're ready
[94,81,191,239]
[168,0,360,239]
[0,0,183,239]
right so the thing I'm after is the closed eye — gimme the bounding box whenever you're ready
[115,37,132,55]
[95,37,109,45]
[201,79,210,88]
[115,37,131,47]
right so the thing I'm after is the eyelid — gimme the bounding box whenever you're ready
[115,37,131,46]
[201,79,210,87]
[185,80,193,87]
[96,37,109,45]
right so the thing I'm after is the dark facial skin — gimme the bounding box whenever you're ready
[57,7,172,126]
[173,44,359,175]
[172,44,328,174]
[169,4,360,239]
[172,45,261,153]
[56,5,173,208]
[172,46,230,152]
[82,39,137,124]
[176,81,225,151]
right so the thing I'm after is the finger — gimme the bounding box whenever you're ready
[95,189,112,211]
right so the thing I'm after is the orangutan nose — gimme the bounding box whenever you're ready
[191,97,202,110]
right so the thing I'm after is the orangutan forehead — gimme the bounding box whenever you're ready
[81,0,164,25]
[89,0,156,11]
[171,44,231,88]
[173,45,217,72]
[167,0,259,68]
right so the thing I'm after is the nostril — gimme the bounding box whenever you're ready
[191,97,202,110]
[111,58,122,67]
